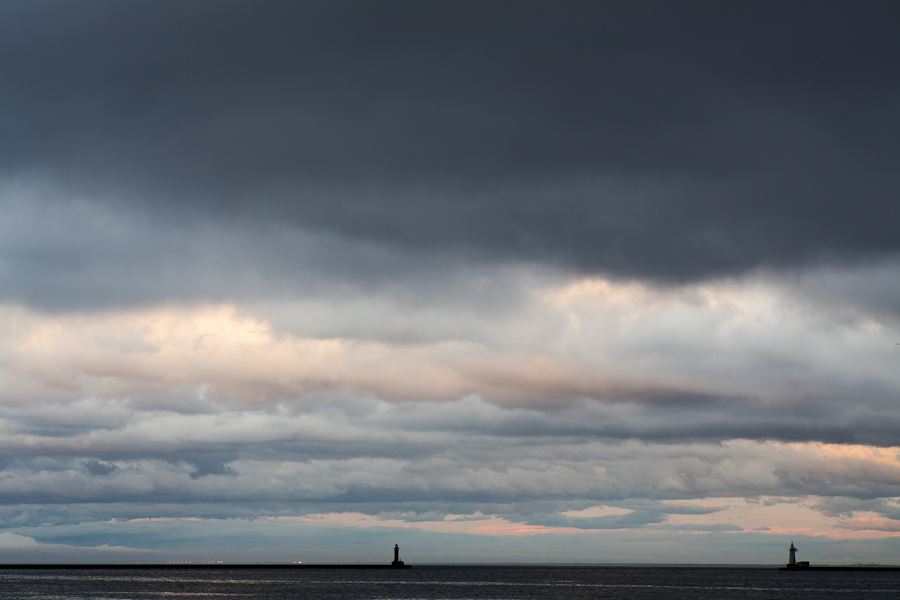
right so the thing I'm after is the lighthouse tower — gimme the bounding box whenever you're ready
[392,543,404,567]
[788,541,797,566]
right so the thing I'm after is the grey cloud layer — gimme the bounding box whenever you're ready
[3,396,900,522]
[0,0,898,300]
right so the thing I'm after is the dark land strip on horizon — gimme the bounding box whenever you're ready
[0,563,412,569]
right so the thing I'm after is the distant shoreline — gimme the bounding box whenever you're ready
[2,563,898,571]
[780,565,900,572]
[0,563,412,570]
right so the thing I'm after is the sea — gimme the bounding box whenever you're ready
[2,565,900,600]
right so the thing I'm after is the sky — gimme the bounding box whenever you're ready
[0,0,899,564]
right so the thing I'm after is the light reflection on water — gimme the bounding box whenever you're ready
[2,565,900,600]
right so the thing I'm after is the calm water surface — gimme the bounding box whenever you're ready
[2,565,900,600]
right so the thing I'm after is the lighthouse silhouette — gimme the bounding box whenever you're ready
[392,543,404,567]
[785,541,809,568]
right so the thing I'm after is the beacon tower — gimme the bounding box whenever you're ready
[392,544,404,567]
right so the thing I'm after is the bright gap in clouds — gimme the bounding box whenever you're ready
[1,268,900,561]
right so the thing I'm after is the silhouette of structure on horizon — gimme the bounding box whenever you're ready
[785,541,809,568]
[392,543,405,567]
[780,540,900,571]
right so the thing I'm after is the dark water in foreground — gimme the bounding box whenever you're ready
[2,565,900,600]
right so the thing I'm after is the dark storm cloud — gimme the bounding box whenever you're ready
[1,0,898,286]
[83,460,117,476]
